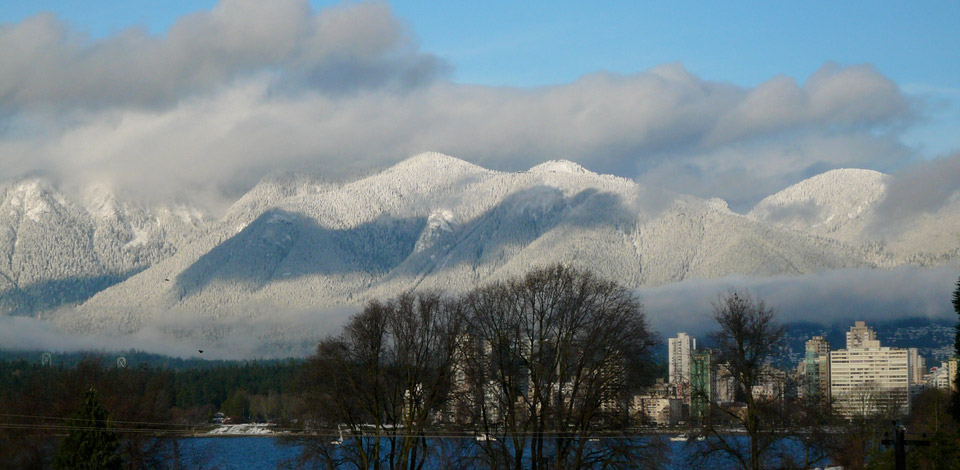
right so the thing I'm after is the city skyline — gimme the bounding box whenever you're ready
[657,319,956,425]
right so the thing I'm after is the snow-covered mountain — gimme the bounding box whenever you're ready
[748,169,889,243]
[748,168,960,266]
[1,153,958,348]
[0,179,209,316]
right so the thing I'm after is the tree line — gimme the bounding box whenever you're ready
[1,266,959,469]
[286,266,960,470]
[0,356,300,468]
[290,264,661,470]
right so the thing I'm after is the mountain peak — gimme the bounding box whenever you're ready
[809,168,886,183]
[391,152,482,173]
[752,168,888,212]
[83,184,122,220]
[9,177,54,195]
[748,168,889,239]
[4,178,66,223]
[529,159,591,175]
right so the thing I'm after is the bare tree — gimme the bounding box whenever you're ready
[292,266,661,470]
[775,395,835,470]
[689,290,787,470]
[462,264,661,470]
[823,381,906,470]
[294,291,467,470]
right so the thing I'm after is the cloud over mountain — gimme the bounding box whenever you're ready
[0,1,923,212]
[0,153,957,355]
[874,151,960,227]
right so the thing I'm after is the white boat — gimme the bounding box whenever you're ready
[331,426,345,445]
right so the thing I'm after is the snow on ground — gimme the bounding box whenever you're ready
[207,423,276,435]
[123,226,151,249]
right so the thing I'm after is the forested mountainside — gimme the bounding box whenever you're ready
[1,153,957,345]
[748,168,960,264]
[0,179,208,315]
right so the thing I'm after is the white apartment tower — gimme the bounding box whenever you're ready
[846,321,880,349]
[668,332,696,385]
[908,348,926,386]
[951,358,958,392]
[830,321,917,417]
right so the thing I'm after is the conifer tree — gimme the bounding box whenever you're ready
[53,388,121,470]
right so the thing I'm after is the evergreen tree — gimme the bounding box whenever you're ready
[220,390,250,422]
[53,388,121,470]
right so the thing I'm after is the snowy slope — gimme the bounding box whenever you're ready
[0,179,208,316]
[64,154,882,339]
[748,168,960,266]
[748,169,888,243]
[1,153,957,349]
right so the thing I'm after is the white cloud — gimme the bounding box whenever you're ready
[3,267,954,358]
[638,266,958,337]
[874,151,960,226]
[1,304,356,359]
[0,1,931,214]
[0,62,915,210]
[0,0,444,111]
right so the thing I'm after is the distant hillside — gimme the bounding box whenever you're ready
[0,153,957,352]
[0,349,301,370]
[0,179,208,315]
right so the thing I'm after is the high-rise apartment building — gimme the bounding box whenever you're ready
[803,336,831,405]
[668,332,696,385]
[715,363,736,404]
[830,321,916,417]
[690,349,717,419]
[908,348,926,386]
[806,335,830,357]
[846,321,880,349]
[950,358,958,392]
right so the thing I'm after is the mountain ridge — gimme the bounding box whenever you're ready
[0,153,957,348]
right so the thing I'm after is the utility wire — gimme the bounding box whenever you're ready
[1,412,677,438]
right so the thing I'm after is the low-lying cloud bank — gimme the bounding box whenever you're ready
[0,0,925,212]
[1,305,356,359]
[2,267,956,358]
[637,266,958,338]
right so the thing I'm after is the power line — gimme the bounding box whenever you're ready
[0,413,208,428]
[1,412,679,438]
[0,424,667,440]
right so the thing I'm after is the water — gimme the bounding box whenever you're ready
[176,437,302,470]
[174,436,826,469]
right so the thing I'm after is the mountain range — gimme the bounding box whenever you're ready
[1,153,958,349]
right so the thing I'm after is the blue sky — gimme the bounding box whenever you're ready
[4,1,957,87]
[2,0,957,157]
[0,0,957,209]
[1,1,959,346]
